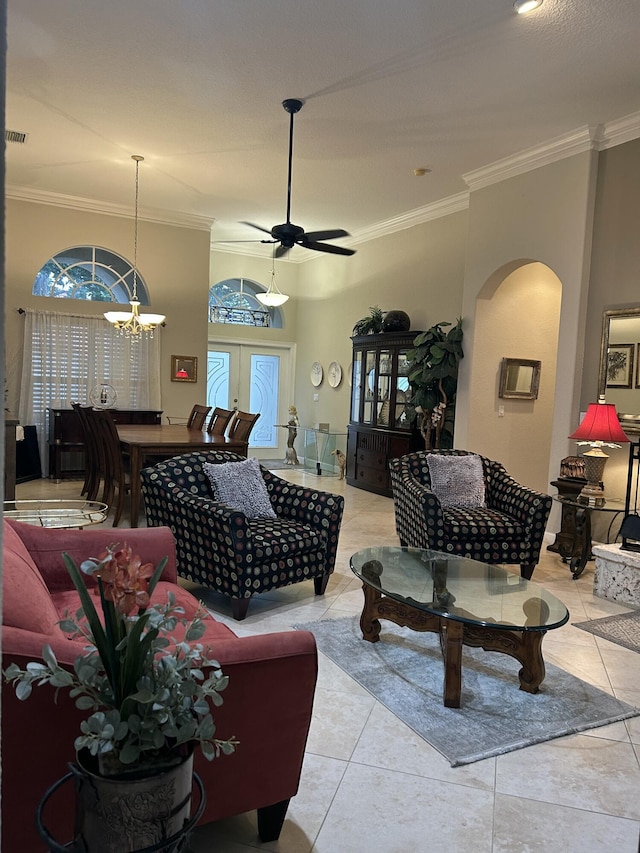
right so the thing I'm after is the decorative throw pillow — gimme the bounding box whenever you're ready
[203,457,277,519]
[426,454,486,508]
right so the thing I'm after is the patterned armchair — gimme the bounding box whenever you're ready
[141,451,344,619]
[389,450,552,579]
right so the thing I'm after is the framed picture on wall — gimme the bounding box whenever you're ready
[171,355,198,383]
[606,344,634,388]
[635,344,640,389]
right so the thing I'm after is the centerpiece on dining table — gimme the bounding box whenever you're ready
[4,542,238,851]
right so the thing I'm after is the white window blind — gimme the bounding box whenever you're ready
[18,309,161,476]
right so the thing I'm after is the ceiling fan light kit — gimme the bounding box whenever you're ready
[241,98,356,258]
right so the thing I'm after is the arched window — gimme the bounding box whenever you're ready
[208,278,283,328]
[32,246,150,305]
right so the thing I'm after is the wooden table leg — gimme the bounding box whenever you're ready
[440,619,464,708]
[517,631,546,693]
[128,446,141,528]
[360,583,382,643]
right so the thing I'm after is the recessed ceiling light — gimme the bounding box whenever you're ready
[514,0,543,13]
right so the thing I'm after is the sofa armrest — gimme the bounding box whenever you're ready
[4,520,178,592]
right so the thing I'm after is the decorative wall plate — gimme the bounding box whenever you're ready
[328,361,342,388]
[310,361,324,387]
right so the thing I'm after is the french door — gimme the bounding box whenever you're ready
[207,342,294,458]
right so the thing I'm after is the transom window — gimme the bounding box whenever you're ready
[209,278,283,329]
[32,246,150,305]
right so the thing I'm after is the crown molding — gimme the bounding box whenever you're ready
[5,185,215,231]
[596,110,640,151]
[350,192,470,247]
[463,127,598,192]
[463,111,640,192]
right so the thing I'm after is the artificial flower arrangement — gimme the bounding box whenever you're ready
[4,543,237,776]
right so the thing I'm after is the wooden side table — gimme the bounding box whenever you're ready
[547,478,587,556]
[551,494,626,579]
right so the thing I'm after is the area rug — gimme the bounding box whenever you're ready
[295,616,640,766]
[573,608,640,653]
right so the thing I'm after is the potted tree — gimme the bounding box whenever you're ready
[4,542,237,851]
[406,319,464,450]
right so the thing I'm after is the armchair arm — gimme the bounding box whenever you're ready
[4,520,178,592]
[1,625,318,848]
[141,471,257,594]
[389,459,445,549]
[262,469,344,575]
[485,465,552,531]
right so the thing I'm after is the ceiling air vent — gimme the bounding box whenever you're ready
[5,129,29,144]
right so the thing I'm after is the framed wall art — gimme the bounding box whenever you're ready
[606,344,634,389]
[498,358,541,400]
[171,355,198,383]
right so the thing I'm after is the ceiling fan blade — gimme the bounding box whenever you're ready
[304,229,350,241]
[240,221,273,236]
[303,241,356,256]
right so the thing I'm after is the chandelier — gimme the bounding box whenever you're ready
[104,155,165,337]
[256,252,289,308]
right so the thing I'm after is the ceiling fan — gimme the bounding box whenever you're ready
[240,98,356,258]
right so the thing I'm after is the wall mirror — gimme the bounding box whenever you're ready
[499,358,541,399]
[599,307,640,434]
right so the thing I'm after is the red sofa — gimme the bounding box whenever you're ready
[1,519,318,851]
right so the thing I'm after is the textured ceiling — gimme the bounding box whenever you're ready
[6,0,640,257]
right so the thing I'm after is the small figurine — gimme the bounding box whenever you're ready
[331,448,347,480]
[285,405,300,465]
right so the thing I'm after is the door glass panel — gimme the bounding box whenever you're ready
[249,353,279,448]
[207,351,230,409]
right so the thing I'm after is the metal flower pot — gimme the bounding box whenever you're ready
[37,751,205,853]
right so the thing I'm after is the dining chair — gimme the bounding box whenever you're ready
[206,407,237,436]
[166,404,211,430]
[71,402,100,501]
[226,411,260,446]
[89,408,131,526]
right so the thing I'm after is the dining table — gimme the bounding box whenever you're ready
[116,424,247,527]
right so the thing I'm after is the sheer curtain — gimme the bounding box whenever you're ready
[18,309,161,476]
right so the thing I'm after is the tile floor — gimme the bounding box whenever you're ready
[14,470,640,853]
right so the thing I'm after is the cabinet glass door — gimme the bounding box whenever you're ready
[351,352,363,422]
[394,350,411,429]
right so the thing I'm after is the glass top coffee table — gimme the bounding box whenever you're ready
[350,546,569,708]
[3,499,108,529]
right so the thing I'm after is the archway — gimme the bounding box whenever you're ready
[466,261,562,493]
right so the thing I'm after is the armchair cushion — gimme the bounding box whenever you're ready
[204,456,277,519]
[426,453,485,507]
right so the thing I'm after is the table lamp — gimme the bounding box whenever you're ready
[568,397,629,506]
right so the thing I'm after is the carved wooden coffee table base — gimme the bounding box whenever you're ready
[359,583,546,708]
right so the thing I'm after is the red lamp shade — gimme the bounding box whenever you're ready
[175,369,189,379]
[568,403,629,444]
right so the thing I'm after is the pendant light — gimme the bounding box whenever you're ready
[104,155,165,337]
[256,251,289,307]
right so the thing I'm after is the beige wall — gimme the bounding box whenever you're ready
[291,212,468,432]
[457,150,599,498]
[468,263,561,493]
[5,199,211,420]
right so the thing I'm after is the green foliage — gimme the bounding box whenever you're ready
[352,306,384,336]
[406,318,464,449]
